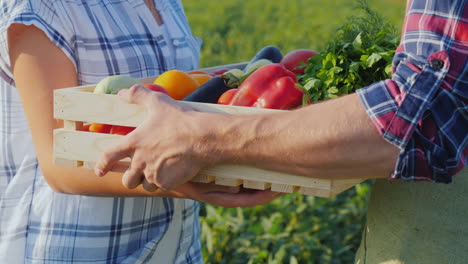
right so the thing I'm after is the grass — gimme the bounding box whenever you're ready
[183,1,406,263]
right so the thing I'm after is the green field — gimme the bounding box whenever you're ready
[185,0,406,67]
[184,1,406,263]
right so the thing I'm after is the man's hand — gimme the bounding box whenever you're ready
[94,85,209,191]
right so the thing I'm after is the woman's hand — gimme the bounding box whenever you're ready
[94,85,214,191]
[169,182,283,208]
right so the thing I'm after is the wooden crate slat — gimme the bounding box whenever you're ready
[243,180,271,190]
[202,164,332,189]
[54,129,351,194]
[54,158,83,168]
[54,90,147,126]
[191,175,215,183]
[83,161,130,173]
[54,129,123,161]
[299,187,332,198]
[54,88,283,127]
[271,184,299,193]
[215,177,243,187]
[63,120,83,130]
[54,62,249,125]
[330,178,366,196]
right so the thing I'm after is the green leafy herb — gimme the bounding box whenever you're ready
[299,0,399,102]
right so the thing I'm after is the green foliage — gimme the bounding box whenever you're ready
[299,1,399,101]
[200,183,374,264]
[184,0,405,263]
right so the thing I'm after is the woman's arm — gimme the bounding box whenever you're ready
[8,23,281,207]
[8,23,165,196]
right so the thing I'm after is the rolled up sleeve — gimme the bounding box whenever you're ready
[356,2,468,183]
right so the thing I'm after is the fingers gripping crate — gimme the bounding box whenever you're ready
[53,63,366,197]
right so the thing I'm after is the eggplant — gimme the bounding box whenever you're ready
[244,45,283,71]
[182,76,231,103]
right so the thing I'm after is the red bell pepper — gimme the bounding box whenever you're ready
[228,63,303,110]
[110,125,136,135]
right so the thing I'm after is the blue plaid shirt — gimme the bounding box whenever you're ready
[0,0,203,263]
[357,0,468,183]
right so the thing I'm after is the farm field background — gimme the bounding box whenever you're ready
[184,1,406,263]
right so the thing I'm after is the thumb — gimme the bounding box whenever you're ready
[118,85,152,105]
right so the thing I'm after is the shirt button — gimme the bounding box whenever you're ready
[430,59,444,70]
[172,39,180,46]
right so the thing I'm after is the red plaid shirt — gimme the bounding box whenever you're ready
[357,0,468,183]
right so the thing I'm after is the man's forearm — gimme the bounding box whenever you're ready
[200,93,400,179]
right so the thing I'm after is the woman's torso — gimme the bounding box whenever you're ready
[0,0,202,263]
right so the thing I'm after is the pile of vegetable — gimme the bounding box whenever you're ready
[84,45,309,135]
[196,1,399,108]
[187,1,400,109]
[84,68,216,135]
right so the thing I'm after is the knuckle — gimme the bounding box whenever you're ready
[127,84,141,97]
[122,178,132,188]
[142,179,158,192]
[143,169,156,184]
[131,158,145,172]
[100,151,114,164]
[148,93,162,105]
[154,177,171,191]
[122,176,137,189]
[124,135,139,150]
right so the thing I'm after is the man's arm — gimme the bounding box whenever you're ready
[95,85,400,191]
[202,92,401,180]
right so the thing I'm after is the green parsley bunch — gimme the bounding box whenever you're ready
[300,0,400,102]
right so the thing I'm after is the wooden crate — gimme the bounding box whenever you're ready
[53,63,366,197]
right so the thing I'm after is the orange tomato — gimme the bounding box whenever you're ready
[190,73,212,86]
[153,70,200,100]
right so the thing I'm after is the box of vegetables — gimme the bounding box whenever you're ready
[54,6,398,197]
[53,48,365,197]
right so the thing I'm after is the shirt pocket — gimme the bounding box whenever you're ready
[386,51,450,137]
[392,51,449,105]
[157,0,202,71]
[170,35,202,71]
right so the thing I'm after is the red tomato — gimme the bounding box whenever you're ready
[110,125,136,135]
[89,123,112,134]
[82,123,91,132]
[143,84,169,95]
[217,89,238,105]
[280,49,318,75]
